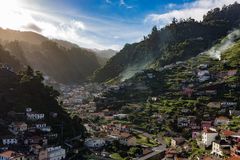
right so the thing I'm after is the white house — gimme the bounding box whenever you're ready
[147,73,155,79]
[197,70,210,82]
[35,123,51,132]
[198,64,208,70]
[211,140,231,157]
[84,138,106,149]
[176,61,186,65]
[47,146,66,160]
[26,112,45,121]
[2,137,17,145]
[36,123,47,128]
[171,137,185,148]
[221,102,237,108]
[40,126,51,132]
[8,122,28,135]
[197,70,209,77]
[26,107,32,113]
[177,117,190,127]
[113,114,128,119]
[151,97,158,102]
[199,76,210,83]
[202,128,218,147]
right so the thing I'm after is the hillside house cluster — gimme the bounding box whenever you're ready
[0,107,65,160]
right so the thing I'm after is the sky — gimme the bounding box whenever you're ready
[0,0,239,50]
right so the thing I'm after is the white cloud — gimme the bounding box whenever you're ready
[120,0,125,5]
[166,3,177,9]
[145,0,240,25]
[71,20,85,30]
[119,0,133,9]
[0,0,137,50]
[106,0,112,4]
[113,36,120,39]
[1,0,238,51]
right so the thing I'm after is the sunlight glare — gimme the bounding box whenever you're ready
[0,0,29,30]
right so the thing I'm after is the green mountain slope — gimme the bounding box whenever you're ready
[93,3,240,82]
[222,40,240,67]
[96,37,240,110]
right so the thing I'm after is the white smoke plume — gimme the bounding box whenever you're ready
[120,28,240,82]
[120,57,154,81]
[205,29,240,60]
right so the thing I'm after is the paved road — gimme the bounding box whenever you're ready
[136,143,166,160]
[132,128,153,139]
[132,129,167,160]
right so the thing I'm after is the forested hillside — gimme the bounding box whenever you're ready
[93,2,240,82]
[0,45,23,71]
[96,36,240,112]
[0,66,85,138]
[0,28,101,84]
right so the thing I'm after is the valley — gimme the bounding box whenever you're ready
[0,2,239,160]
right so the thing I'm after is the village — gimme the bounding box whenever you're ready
[0,106,66,160]
[48,54,239,159]
[0,54,239,160]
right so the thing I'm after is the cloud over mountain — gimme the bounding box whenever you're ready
[146,0,240,25]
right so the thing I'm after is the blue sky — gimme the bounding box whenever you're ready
[0,0,239,50]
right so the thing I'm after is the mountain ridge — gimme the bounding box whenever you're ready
[0,28,113,84]
[93,2,240,83]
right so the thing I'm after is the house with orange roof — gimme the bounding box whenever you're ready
[227,156,240,160]
[0,150,25,160]
[221,130,237,140]
[214,116,230,126]
[230,145,240,158]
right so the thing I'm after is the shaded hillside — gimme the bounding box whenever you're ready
[0,45,23,71]
[93,3,240,82]
[92,49,117,66]
[4,40,100,83]
[0,66,86,138]
[53,39,79,49]
[0,29,101,84]
[93,49,117,59]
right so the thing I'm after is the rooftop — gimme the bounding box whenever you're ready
[0,150,24,158]
[222,130,236,137]
[203,128,217,134]
[215,116,229,120]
